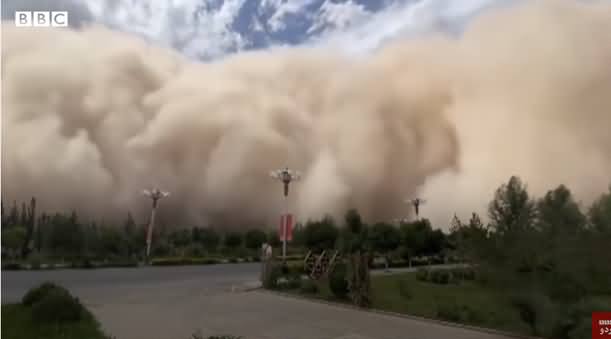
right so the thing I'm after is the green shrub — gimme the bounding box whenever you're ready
[436,302,482,324]
[190,331,242,339]
[551,298,611,339]
[436,302,462,322]
[70,259,95,269]
[31,289,86,323]
[397,279,412,300]
[22,282,69,307]
[329,263,349,299]
[151,257,220,266]
[284,276,302,290]
[186,244,206,258]
[2,262,23,270]
[415,268,429,281]
[300,279,318,294]
[28,253,43,269]
[510,293,554,336]
[429,270,451,284]
[263,264,283,289]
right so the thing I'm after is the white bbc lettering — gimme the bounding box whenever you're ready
[14,11,32,27]
[33,11,50,27]
[52,12,68,27]
[14,11,68,27]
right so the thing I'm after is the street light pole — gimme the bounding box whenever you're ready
[270,167,301,263]
[143,188,169,263]
[405,198,426,221]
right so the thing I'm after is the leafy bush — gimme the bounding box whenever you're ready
[511,295,538,334]
[300,279,318,294]
[436,302,482,324]
[283,276,302,290]
[429,270,451,284]
[510,293,554,336]
[550,298,611,339]
[22,282,69,307]
[397,279,412,300]
[191,331,242,339]
[71,259,95,269]
[436,302,462,322]
[263,264,283,289]
[2,262,23,270]
[151,257,220,266]
[28,253,43,269]
[186,244,206,258]
[450,268,474,281]
[329,263,349,299]
[415,268,429,281]
[283,254,305,261]
[31,289,87,323]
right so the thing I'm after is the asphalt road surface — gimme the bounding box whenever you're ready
[1,263,261,304]
[2,264,515,339]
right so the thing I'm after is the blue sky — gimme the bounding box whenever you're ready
[2,0,514,60]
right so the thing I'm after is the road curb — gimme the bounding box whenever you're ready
[257,289,540,339]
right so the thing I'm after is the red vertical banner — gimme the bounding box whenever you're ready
[593,312,611,339]
[279,214,293,241]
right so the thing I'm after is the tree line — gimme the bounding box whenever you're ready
[0,202,282,262]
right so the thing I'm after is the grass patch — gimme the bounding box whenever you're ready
[372,272,531,335]
[283,271,532,336]
[1,303,109,339]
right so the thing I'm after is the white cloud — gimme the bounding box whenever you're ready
[307,0,371,34]
[307,0,512,55]
[263,0,318,32]
[81,0,513,60]
[83,0,248,59]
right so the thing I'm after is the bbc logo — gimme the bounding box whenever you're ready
[15,11,69,27]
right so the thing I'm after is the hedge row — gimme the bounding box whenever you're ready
[416,268,476,284]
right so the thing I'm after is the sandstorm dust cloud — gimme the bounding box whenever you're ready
[2,0,611,229]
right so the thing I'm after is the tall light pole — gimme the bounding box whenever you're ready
[405,198,426,221]
[270,167,301,263]
[143,188,169,263]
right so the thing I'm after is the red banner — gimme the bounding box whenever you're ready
[593,312,611,339]
[279,214,293,241]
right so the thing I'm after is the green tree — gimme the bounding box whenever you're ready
[98,226,125,259]
[488,176,537,234]
[343,209,371,308]
[398,218,447,264]
[268,231,281,248]
[304,216,339,253]
[2,226,26,259]
[20,197,36,258]
[449,213,488,262]
[224,232,243,250]
[9,201,19,227]
[194,227,220,253]
[169,229,191,249]
[369,222,400,268]
[537,185,586,235]
[291,223,306,248]
[244,229,267,251]
[589,185,611,234]
[536,185,610,302]
[48,212,84,259]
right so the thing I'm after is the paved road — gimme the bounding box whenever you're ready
[1,263,261,304]
[2,264,514,339]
